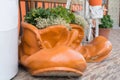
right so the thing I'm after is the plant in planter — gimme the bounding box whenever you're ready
[19,6,112,76]
[99,14,113,39]
[24,6,88,30]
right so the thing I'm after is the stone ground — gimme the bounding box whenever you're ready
[13,29,120,80]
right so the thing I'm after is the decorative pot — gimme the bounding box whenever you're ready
[99,28,111,39]
[76,36,112,62]
[89,0,102,6]
[19,22,112,76]
[19,22,86,76]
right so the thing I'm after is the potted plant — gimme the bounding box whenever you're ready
[19,6,112,76]
[99,14,113,39]
[19,6,88,76]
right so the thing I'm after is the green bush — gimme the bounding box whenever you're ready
[24,6,88,29]
[24,6,75,25]
[99,15,113,28]
[24,8,51,25]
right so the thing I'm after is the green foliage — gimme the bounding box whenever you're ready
[25,6,75,26]
[24,6,88,29]
[50,6,75,23]
[24,8,51,25]
[99,15,113,28]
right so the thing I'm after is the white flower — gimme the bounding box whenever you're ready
[35,17,71,30]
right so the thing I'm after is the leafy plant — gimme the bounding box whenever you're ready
[24,8,51,25]
[24,6,88,29]
[24,6,75,25]
[99,15,113,28]
[50,6,75,23]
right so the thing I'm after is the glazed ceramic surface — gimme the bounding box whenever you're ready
[19,22,112,76]
[89,0,102,6]
[77,36,112,62]
[19,22,86,75]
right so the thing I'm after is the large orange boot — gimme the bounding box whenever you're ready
[76,36,112,62]
[68,24,112,62]
[68,24,84,49]
[19,22,87,76]
[19,22,112,76]
[20,46,87,76]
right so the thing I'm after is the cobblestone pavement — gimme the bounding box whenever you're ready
[13,29,120,80]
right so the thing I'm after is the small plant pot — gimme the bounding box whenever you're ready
[89,0,102,6]
[99,28,111,39]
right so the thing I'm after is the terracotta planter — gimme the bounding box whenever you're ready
[89,0,102,6]
[99,28,111,39]
[19,22,86,76]
[76,36,112,62]
[19,22,112,76]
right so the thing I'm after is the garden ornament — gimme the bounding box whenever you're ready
[19,22,112,76]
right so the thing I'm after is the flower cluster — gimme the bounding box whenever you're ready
[74,14,88,29]
[35,17,71,30]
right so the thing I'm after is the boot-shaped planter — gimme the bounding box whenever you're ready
[76,36,112,62]
[19,22,112,76]
[19,22,86,76]
[67,24,112,62]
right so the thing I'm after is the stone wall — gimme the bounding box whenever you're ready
[108,0,120,28]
